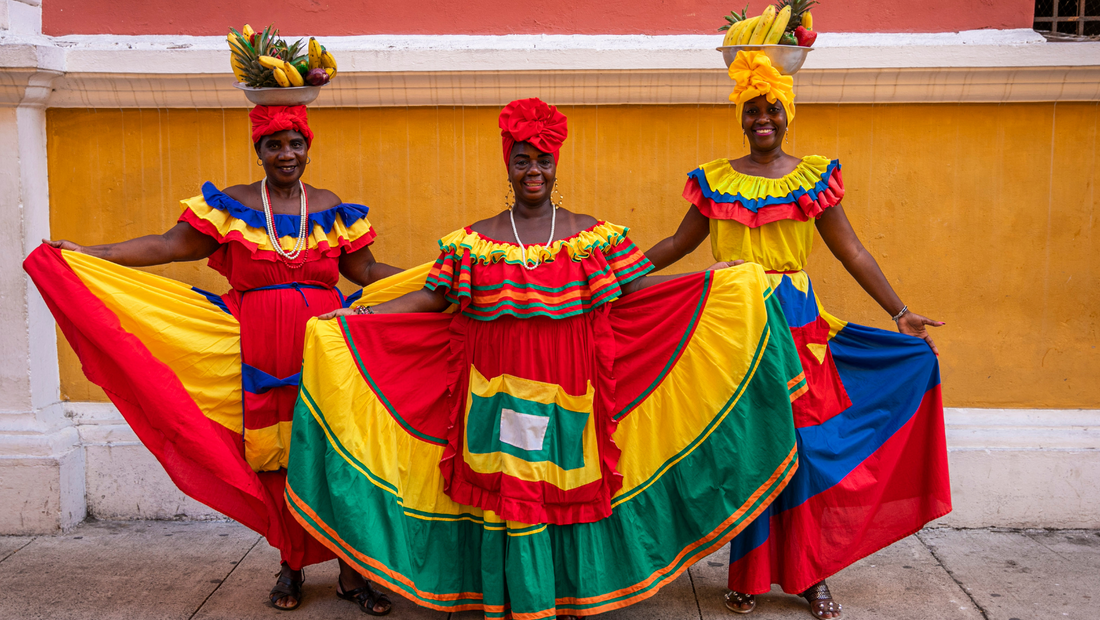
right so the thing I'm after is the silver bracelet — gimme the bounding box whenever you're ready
[891,305,909,322]
[354,305,375,315]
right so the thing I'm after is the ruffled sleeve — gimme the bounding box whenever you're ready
[178,182,377,263]
[683,156,844,228]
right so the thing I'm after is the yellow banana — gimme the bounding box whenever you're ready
[258,55,283,70]
[242,24,255,40]
[273,67,291,87]
[764,6,792,44]
[737,16,761,44]
[723,19,747,46]
[230,57,247,82]
[320,50,337,77]
[325,67,336,79]
[281,59,305,86]
[748,6,776,45]
[803,11,813,30]
[308,37,323,70]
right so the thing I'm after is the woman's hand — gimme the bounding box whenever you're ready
[706,260,745,271]
[317,308,358,321]
[43,239,86,253]
[896,311,945,356]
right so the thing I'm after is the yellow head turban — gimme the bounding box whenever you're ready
[729,50,796,125]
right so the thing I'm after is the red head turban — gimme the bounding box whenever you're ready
[249,105,314,147]
[499,98,568,165]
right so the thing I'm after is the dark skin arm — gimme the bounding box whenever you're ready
[643,205,712,272]
[43,221,220,266]
[815,205,944,354]
[338,245,405,287]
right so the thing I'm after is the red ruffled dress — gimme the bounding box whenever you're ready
[177,183,377,568]
[22,181,375,571]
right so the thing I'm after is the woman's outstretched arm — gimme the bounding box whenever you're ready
[816,205,944,354]
[643,205,711,272]
[339,245,405,287]
[43,222,220,267]
[317,287,451,319]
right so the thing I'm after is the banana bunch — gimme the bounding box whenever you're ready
[719,1,816,47]
[228,24,338,88]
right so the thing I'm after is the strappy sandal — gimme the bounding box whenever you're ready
[802,581,843,620]
[269,563,304,610]
[725,590,757,614]
[337,578,393,616]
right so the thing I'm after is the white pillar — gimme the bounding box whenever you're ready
[0,0,84,534]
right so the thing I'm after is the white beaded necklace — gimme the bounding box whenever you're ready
[510,203,557,271]
[261,178,309,263]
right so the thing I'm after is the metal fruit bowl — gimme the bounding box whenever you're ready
[717,44,813,74]
[233,83,325,106]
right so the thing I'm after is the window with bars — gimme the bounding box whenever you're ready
[1034,0,1100,38]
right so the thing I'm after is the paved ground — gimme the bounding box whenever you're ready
[1,522,1096,619]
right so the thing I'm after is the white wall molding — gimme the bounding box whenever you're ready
[3,29,1100,107]
[945,408,1099,451]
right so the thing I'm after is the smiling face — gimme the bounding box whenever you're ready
[741,95,788,151]
[508,141,556,207]
[255,129,309,185]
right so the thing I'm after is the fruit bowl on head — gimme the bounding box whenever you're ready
[717,44,813,75]
[233,83,325,106]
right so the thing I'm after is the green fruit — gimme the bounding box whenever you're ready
[780,32,798,45]
[292,58,310,76]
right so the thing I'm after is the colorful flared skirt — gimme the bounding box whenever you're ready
[21,245,430,567]
[285,266,805,619]
[727,271,951,595]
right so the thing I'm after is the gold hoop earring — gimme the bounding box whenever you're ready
[551,183,564,210]
[306,157,312,164]
[257,158,263,166]
[505,181,515,209]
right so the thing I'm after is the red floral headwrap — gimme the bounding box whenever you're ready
[499,98,568,165]
[249,105,314,147]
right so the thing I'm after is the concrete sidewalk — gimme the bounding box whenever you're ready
[1,522,1096,620]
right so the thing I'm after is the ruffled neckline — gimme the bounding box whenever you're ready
[201,182,370,238]
[689,155,839,212]
[439,221,629,265]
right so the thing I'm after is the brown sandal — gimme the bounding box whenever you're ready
[725,590,757,614]
[802,581,843,620]
[269,562,304,610]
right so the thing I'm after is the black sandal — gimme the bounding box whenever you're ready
[337,578,393,616]
[269,563,304,610]
[725,590,757,614]
[801,581,843,620]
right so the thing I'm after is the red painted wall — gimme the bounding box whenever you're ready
[44,0,1033,36]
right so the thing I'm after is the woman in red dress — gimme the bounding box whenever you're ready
[34,105,398,613]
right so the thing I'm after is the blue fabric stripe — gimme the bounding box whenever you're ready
[688,159,841,213]
[190,286,232,315]
[242,363,300,394]
[200,182,370,238]
[343,289,363,308]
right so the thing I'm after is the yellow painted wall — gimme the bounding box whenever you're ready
[46,103,1099,408]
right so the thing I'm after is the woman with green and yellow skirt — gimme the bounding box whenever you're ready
[285,98,808,619]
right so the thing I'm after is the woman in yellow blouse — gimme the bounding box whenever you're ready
[644,51,952,620]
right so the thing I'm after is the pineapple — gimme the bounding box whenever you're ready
[718,4,750,32]
[773,0,818,32]
[228,25,309,88]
